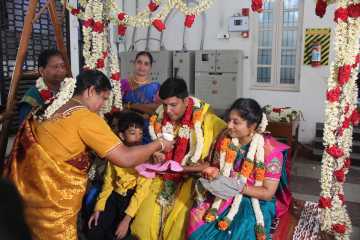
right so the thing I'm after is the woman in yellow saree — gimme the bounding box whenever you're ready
[4,70,173,240]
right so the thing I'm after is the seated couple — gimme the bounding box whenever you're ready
[96,79,291,240]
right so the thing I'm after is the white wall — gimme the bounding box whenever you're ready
[70,0,337,143]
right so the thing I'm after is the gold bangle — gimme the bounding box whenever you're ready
[158,139,165,152]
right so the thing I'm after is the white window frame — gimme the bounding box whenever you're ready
[251,0,304,91]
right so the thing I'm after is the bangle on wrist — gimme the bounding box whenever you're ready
[158,139,165,152]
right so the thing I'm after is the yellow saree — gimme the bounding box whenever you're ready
[131,109,226,240]
[5,108,121,240]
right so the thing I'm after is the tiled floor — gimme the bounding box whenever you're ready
[291,156,360,240]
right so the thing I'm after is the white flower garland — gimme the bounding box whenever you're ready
[63,0,214,28]
[319,0,360,239]
[35,77,48,93]
[36,77,77,121]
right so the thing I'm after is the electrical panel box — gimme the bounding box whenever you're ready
[195,50,244,111]
[150,51,173,84]
[173,51,195,94]
[119,50,173,84]
[228,16,249,32]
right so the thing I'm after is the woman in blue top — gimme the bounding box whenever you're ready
[121,51,160,143]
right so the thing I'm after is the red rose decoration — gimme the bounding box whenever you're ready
[326,145,344,158]
[251,0,263,13]
[332,224,346,234]
[39,89,53,101]
[334,7,348,23]
[334,169,345,182]
[93,21,104,33]
[338,65,351,86]
[83,18,94,28]
[111,72,121,81]
[118,24,127,36]
[342,117,351,130]
[273,108,282,113]
[117,12,127,21]
[102,51,108,59]
[347,4,360,18]
[184,15,196,28]
[326,86,341,102]
[319,196,332,208]
[96,59,105,69]
[315,0,327,18]
[152,19,166,32]
[71,8,80,16]
[338,193,346,204]
[148,1,159,12]
[344,158,351,168]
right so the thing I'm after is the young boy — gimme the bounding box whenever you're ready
[87,111,152,240]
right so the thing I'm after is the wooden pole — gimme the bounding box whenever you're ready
[0,0,39,174]
[48,0,72,76]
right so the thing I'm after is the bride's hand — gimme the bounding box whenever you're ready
[202,166,219,180]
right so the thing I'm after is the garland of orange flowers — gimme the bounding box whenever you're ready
[204,113,268,240]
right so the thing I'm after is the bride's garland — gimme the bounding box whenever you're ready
[313,0,360,239]
[149,97,206,206]
[204,113,268,240]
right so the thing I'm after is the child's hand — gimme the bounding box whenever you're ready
[202,167,220,180]
[152,151,165,163]
[115,215,131,239]
[88,211,101,229]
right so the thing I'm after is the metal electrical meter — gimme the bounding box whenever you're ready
[119,51,173,84]
[173,51,195,94]
[195,50,243,111]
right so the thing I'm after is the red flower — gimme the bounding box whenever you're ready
[319,196,332,208]
[184,15,196,28]
[272,108,282,113]
[148,1,159,12]
[351,109,360,126]
[152,19,166,32]
[102,51,108,59]
[71,8,80,16]
[39,89,53,101]
[83,18,94,28]
[353,54,360,68]
[315,0,327,18]
[326,86,341,102]
[117,12,127,21]
[342,117,351,130]
[118,24,127,36]
[111,72,121,81]
[338,65,351,86]
[251,0,263,13]
[344,158,351,168]
[334,7,348,23]
[344,104,350,114]
[93,21,104,33]
[347,4,360,18]
[332,224,346,234]
[334,169,345,182]
[96,59,105,69]
[338,193,346,205]
[326,145,344,158]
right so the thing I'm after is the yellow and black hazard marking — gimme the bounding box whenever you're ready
[303,28,331,65]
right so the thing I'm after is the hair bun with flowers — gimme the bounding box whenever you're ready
[256,112,268,133]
